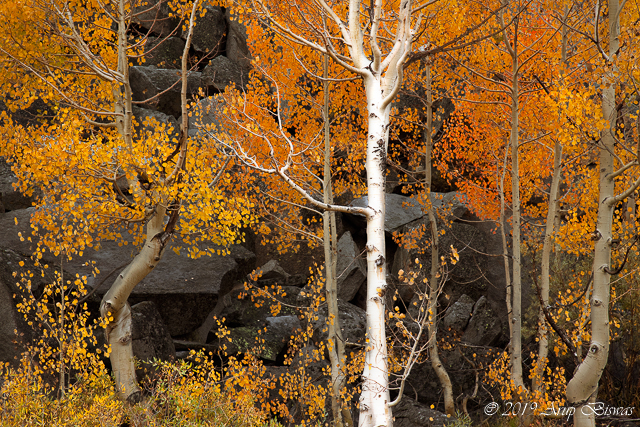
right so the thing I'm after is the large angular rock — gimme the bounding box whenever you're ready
[461,296,503,346]
[131,301,175,367]
[0,208,257,337]
[443,294,474,332]
[132,0,180,38]
[335,231,366,302]
[215,315,301,361]
[391,219,491,304]
[216,285,300,328]
[224,9,252,71]
[185,6,226,54]
[307,300,366,348]
[129,66,202,117]
[393,397,452,427]
[348,192,467,234]
[202,55,246,91]
[252,259,290,286]
[128,245,256,336]
[133,106,180,143]
[138,36,185,69]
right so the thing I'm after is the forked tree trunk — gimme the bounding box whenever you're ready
[100,0,198,402]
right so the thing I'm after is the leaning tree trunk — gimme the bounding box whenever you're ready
[100,0,198,401]
[100,206,169,401]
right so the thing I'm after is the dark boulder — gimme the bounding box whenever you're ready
[129,66,202,118]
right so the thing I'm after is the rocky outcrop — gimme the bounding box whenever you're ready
[224,9,252,71]
[462,296,504,347]
[443,294,475,333]
[133,106,180,142]
[129,66,202,118]
[392,397,452,427]
[131,300,175,378]
[188,6,226,54]
[202,55,246,91]
[137,37,185,69]
[335,231,366,302]
[132,0,180,38]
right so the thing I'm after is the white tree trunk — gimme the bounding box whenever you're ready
[358,76,393,427]
[100,206,168,401]
[566,2,619,424]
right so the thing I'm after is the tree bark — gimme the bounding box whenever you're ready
[358,74,393,427]
[323,51,354,427]
[566,1,619,424]
[100,206,168,401]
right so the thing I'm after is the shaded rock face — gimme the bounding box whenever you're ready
[392,398,453,427]
[335,231,366,302]
[213,315,302,362]
[132,0,180,38]
[137,37,185,69]
[0,209,256,337]
[216,286,300,329]
[202,55,246,91]
[133,106,180,142]
[129,66,203,118]
[188,6,226,55]
[224,9,252,71]
[131,301,175,378]
[307,300,366,348]
[462,296,504,347]
[443,294,475,333]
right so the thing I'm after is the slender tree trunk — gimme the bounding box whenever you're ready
[566,1,619,424]
[323,52,354,427]
[508,29,525,394]
[358,75,393,427]
[423,60,454,416]
[533,5,567,395]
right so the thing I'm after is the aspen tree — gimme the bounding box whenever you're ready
[0,0,252,402]
[566,1,640,425]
